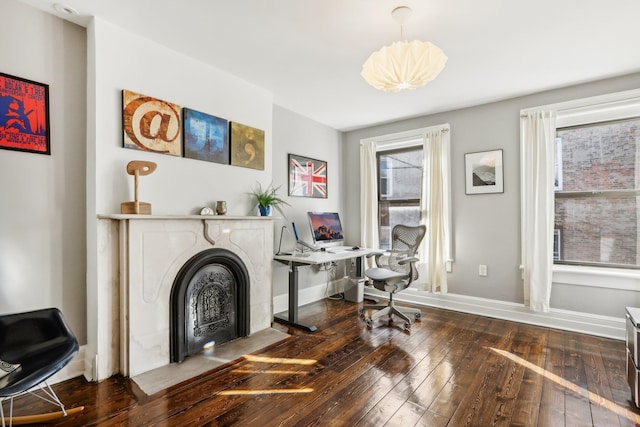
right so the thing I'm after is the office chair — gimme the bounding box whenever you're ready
[0,308,83,427]
[361,224,426,332]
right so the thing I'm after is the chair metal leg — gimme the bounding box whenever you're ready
[362,294,421,331]
[1,380,68,427]
[370,306,392,322]
[0,396,13,427]
[362,304,388,311]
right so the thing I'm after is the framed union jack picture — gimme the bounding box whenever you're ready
[288,154,328,198]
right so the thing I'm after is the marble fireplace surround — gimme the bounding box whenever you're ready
[97,215,274,378]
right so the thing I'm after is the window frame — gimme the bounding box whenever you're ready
[521,88,640,289]
[360,123,453,271]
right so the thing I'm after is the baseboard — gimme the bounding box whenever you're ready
[273,278,348,314]
[364,288,626,340]
[48,345,88,385]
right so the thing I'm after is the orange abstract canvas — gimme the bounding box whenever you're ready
[122,89,182,157]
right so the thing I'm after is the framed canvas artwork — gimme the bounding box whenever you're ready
[0,72,50,155]
[183,108,229,164]
[122,89,182,157]
[288,154,328,198]
[230,121,264,170]
[465,149,504,194]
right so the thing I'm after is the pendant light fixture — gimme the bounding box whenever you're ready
[361,6,447,92]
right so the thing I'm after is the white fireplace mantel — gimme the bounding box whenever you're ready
[93,215,274,379]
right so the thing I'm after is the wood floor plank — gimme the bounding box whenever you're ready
[509,324,549,427]
[446,318,521,426]
[563,332,595,427]
[581,334,622,427]
[538,328,570,427]
[7,299,640,427]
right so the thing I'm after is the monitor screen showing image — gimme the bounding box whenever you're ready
[308,212,344,244]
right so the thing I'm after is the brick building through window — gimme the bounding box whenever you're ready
[554,117,640,267]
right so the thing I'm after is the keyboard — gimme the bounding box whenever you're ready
[326,246,355,253]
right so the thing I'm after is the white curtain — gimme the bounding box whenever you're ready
[419,128,451,293]
[520,111,556,312]
[360,141,379,269]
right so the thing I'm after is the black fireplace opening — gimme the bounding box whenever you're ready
[170,248,250,363]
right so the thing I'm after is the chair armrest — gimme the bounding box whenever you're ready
[398,256,419,265]
[365,251,385,258]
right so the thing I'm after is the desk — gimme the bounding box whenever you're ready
[273,248,375,332]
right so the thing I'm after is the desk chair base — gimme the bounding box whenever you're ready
[360,297,421,332]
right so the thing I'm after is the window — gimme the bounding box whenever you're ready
[554,117,640,268]
[360,124,452,288]
[377,147,423,249]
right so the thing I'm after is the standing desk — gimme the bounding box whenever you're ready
[273,248,375,332]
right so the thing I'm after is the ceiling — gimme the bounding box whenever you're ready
[19,0,640,131]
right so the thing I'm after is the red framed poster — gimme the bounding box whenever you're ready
[0,72,50,155]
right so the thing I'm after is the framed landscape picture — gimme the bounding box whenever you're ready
[288,154,327,198]
[183,108,229,164]
[230,121,264,170]
[0,72,50,155]
[122,89,182,157]
[465,149,504,194]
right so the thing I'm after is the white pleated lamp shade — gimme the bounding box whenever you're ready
[361,40,448,92]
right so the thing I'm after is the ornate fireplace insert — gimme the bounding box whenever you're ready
[170,248,250,363]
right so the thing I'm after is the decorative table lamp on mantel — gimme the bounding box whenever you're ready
[121,160,157,214]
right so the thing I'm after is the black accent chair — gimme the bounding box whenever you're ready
[0,308,79,427]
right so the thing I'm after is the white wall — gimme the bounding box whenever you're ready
[343,72,640,319]
[85,18,274,378]
[271,106,345,300]
[0,1,87,342]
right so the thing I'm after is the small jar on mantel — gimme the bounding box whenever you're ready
[216,201,227,215]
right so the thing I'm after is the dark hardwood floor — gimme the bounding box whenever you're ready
[6,298,640,426]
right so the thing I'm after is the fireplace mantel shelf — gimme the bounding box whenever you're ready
[98,214,274,220]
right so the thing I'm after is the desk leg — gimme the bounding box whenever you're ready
[274,263,317,332]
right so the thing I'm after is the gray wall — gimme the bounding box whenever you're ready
[271,106,346,298]
[0,1,87,342]
[343,72,640,316]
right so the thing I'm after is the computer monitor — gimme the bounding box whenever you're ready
[307,212,344,245]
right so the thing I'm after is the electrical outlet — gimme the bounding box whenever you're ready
[479,264,488,277]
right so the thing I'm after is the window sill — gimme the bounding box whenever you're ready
[553,264,640,291]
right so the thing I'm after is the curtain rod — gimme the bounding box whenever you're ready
[520,88,640,117]
[359,124,450,146]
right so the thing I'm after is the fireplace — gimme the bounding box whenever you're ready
[170,248,250,363]
[94,215,274,379]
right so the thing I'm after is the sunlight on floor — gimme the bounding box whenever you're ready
[216,388,314,396]
[215,354,318,395]
[243,355,317,365]
[231,369,309,375]
[490,347,640,424]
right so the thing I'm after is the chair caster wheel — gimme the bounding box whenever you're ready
[415,313,421,321]
[358,308,365,318]
[404,322,411,331]
[365,318,373,329]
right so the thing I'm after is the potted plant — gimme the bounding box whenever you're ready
[250,182,290,216]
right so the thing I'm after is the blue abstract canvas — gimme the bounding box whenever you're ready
[183,108,229,164]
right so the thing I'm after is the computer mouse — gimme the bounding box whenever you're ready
[352,246,359,250]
